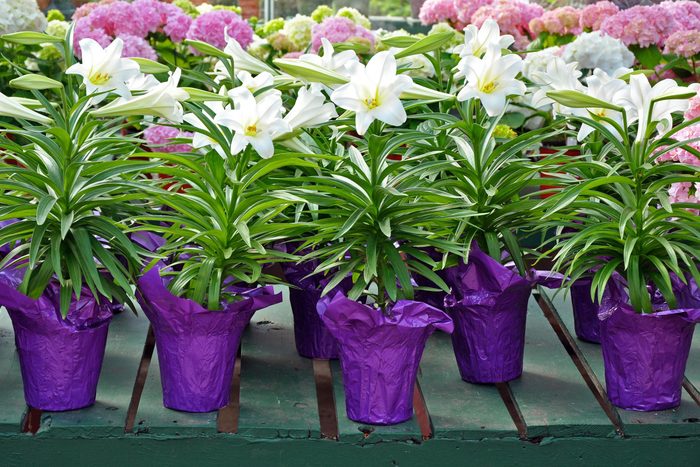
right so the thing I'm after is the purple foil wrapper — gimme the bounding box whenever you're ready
[131,231,166,252]
[0,267,113,411]
[318,292,453,425]
[570,278,600,343]
[443,247,563,383]
[598,276,700,411]
[137,266,282,412]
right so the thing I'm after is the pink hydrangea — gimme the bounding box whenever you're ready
[120,34,158,60]
[454,0,493,26]
[599,5,680,48]
[282,51,303,59]
[471,0,543,50]
[144,125,193,153]
[419,0,459,27]
[310,17,375,52]
[668,182,700,214]
[659,0,700,31]
[685,93,700,121]
[657,124,700,167]
[72,0,116,20]
[73,18,113,54]
[131,0,192,42]
[663,30,700,58]
[186,10,253,50]
[580,1,619,31]
[530,6,581,36]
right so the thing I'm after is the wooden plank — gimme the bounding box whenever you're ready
[551,292,700,437]
[124,325,156,433]
[0,311,25,432]
[236,287,320,439]
[508,297,618,438]
[419,332,519,440]
[313,359,339,440]
[683,333,699,405]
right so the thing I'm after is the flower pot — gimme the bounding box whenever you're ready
[570,278,601,343]
[137,266,282,412]
[318,292,453,425]
[599,277,700,411]
[0,267,112,411]
[539,147,580,198]
[443,247,533,383]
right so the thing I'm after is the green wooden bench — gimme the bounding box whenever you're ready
[1,287,698,465]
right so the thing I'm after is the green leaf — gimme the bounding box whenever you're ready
[546,90,623,112]
[36,196,56,225]
[1,31,63,45]
[60,211,74,240]
[394,31,454,59]
[10,74,63,91]
[183,39,229,59]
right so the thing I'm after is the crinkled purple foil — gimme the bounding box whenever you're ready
[131,231,166,252]
[137,266,282,412]
[317,292,453,425]
[0,266,112,411]
[598,275,700,411]
[571,278,600,343]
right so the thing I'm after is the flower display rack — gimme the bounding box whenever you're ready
[0,287,698,465]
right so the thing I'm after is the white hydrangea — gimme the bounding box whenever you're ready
[522,47,562,82]
[282,15,315,52]
[0,0,48,35]
[336,7,371,29]
[195,3,214,14]
[562,32,635,75]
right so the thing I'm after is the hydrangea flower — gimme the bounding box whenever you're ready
[471,0,544,50]
[685,92,700,120]
[0,0,47,35]
[186,10,253,50]
[120,34,158,60]
[419,0,461,28]
[580,1,619,32]
[46,19,69,38]
[599,5,679,48]
[522,46,562,81]
[663,30,700,58]
[668,182,700,214]
[657,124,700,167]
[46,9,65,22]
[311,17,375,52]
[562,32,634,75]
[173,0,199,18]
[258,17,285,37]
[659,0,700,31]
[529,6,581,37]
[311,5,334,23]
[336,7,372,29]
[144,124,193,153]
[453,0,493,27]
[73,0,116,20]
[282,15,316,51]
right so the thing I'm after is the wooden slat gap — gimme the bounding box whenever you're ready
[312,358,339,440]
[533,286,626,437]
[495,382,528,440]
[217,346,242,433]
[124,324,156,433]
[682,376,700,407]
[412,377,433,440]
[21,407,42,434]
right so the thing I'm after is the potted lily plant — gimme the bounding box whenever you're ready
[415,21,564,384]
[274,44,467,425]
[0,31,186,411]
[542,72,700,411]
[131,38,351,412]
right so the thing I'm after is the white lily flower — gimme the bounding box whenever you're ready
[214,89,290,158]
[284,87,338,131]
[216,37,277,79]
[530,57,583,114]
[183,101,228,157]
[66,38,140,104]
[126,73,160,92]
[454,19,514,61]
[576,71,628,141]
[617,74,692,142]
[229,71,280,102]
[0,92,52,124]
[331,51,413,135]
[299,39,360,80]
[456,45,526,117]
[92,69,189,123]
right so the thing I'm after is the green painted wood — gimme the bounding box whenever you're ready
[508,297,617,438]
[237,287,321,439]
[420,332,518,439]
[552,292,700,437]
[0,310,25,432]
